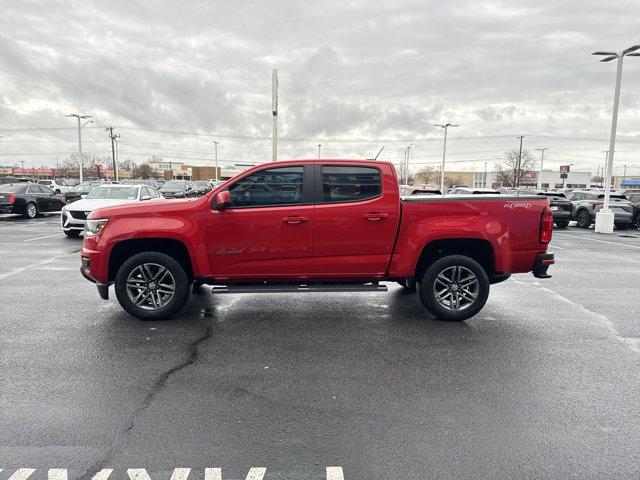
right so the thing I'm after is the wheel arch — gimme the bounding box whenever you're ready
[108,238,194,283]
[413,238,496,282]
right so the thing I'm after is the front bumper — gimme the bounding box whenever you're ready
[533,253,554,279]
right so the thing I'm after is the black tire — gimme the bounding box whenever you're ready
[635,215,640,229]
[418,255,490,322]
[23,202,38,219]
[64,230,81,238]
[396,278,416,292]
[114,251,190,320]
[555,220,569,228]
[576,210,591,229]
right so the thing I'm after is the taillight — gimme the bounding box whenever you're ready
[7,194,16,204]
[540,209,553,244]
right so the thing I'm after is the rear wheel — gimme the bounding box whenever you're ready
[418,255,490,322]
[23,202,38,219]
[555,220,569,228]
[576,210,591,229]
[114,252,190,320]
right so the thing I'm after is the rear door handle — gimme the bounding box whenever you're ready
[363,213,389,221]
[283,216,308,224]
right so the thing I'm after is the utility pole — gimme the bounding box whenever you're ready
[105,127,120,181]
[405,144,413,185]
[66,113,92,182]
[535,147,548,189]
[272,69,278,162]
[515,135,525,187]
[483,161,488,188]
[213,141,219,181]
[591,44,640,232]
[318,144,322,159]
[434,123,459,192]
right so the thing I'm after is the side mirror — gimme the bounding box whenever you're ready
[213,190,231,211]
[140,195,152,201]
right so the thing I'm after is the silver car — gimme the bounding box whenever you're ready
[570,191,634,229]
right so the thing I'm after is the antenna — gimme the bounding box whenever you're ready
[372,146,384,160]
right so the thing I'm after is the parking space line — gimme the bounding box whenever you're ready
[7,469,35,480]
[0,256,61,280]
[23,233,63,242]
[326,467,345,480]
[554,232,640,250]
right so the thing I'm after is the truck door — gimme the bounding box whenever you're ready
[312,164,400,278]
[205,164,315,280]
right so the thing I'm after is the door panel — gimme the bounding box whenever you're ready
[205,165,315,280]
[313,165,400,278]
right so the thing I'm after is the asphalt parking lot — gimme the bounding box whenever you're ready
[1,216,639,479]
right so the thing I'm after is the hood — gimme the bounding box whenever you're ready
[66,198,136,211]
[88,197,198,219]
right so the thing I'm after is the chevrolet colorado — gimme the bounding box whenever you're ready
[80,160,554,321]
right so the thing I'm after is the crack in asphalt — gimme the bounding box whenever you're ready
[78,322,214,480]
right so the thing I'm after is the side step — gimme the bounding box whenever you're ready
[211,283,388,294]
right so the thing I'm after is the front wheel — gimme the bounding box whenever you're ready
[114,252,190,320]
[418,255,490,322]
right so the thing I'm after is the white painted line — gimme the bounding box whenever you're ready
[0,256,60,280]
[8,469,35,480]
[48,469,68,480]
[327,467,345,480]
[554,232,640,250]
[24,233,63,242]
[204,469,265,480]
[548,244,565,250]
[128,469,191,480]
[91,470,113,480]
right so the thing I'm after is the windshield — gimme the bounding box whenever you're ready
[86,186,139,200]
[161,181,186,190]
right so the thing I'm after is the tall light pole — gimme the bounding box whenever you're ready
[622,164,627,185]
[591,44,640,233]
[535,147,548,189]
[318,144,322,159]
[515,135,525,187]
[405,144,413,184]
[272,69,278,162]
[434,123,459,192]
[66,113,92,182]
[213,141,219,181]
[483,161,488,188]
[600,150,609,188]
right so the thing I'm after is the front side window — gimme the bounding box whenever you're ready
[228,166,304,207]
[321,166,381,203]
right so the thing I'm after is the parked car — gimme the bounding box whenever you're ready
[569,191,634,229]
[80,159,554,321]
[624,191,640,228]
[37,179,71,194]
[449,187,501,195]
[399,185,442,195]
[63,182,101,203]
[0,183,66,218]
[61,184,163,237]
[513,190,573,228]
[159,180,197,198]
[193,180,213,196]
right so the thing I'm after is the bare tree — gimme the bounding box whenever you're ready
[443,175,464,188]
[133,163,152,179]
[119,159,136,172]
[494,148,536,187]
[414,166,436,185]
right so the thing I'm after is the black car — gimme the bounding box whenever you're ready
[193,180,213,196]
[0,183,66,218]
[624,191,640,228]
[514,190,572,228]
[63,183,100,203]
[159,180,197,198]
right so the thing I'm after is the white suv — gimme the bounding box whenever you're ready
[38,179,71,194]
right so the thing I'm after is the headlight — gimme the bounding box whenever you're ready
[84,219,109,236]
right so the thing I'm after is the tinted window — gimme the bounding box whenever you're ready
[321,166,381,203]
[0,184,26,193]
[229,166,304,207]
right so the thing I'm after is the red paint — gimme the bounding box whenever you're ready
[81,160,551,286]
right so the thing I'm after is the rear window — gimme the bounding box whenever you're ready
[597,194,626,200]
[321,166,381,203]
[0,184,26,193]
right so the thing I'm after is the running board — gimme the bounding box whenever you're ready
[211,283,388,294]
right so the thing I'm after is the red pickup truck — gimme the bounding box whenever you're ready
[80,160,554,321]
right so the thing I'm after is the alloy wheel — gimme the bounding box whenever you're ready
[27,203,37,218]
[432,265,479,311]
[125,263,176,311]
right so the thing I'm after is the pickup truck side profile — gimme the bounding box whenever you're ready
[80,160,554,321]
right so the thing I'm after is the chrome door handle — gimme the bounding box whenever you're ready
[282,216,308,224]
[363,213,389,221]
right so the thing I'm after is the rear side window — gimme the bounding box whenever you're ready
[321,166,381,203]
[229,166,304,207]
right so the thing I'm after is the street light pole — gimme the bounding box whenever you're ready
[213,141,219,181]
[434,123,459,192]
[535,147,548,189]
[66,113,91,182]
[318,144,321,159]
[405,144,413,185]
[591,44,640,233]
[272,69,278,162]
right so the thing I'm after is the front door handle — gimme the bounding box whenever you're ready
[283,216,308,224]
[363,213,389,221]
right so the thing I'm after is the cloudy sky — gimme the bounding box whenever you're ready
[1,0,639,174]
